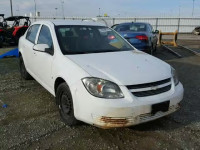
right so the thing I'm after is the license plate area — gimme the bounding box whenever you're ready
[151,101,170,115]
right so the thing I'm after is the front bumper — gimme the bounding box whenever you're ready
[71,81,184,129]
[92,103,180,128]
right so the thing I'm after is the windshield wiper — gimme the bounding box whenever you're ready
[65,49,132,55]
[65,50,115,54]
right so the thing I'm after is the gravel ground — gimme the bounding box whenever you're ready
[0,35,200,150]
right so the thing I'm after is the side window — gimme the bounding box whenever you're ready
[148,24,153,33]
[37,25,53,49]
[26,24,40,43]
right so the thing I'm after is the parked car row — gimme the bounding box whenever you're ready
[0,15,31,47]
[19,20,184,128]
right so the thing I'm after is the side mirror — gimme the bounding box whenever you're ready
[33,44,49,52]
[33,44,53,55]
[153,30,159,34]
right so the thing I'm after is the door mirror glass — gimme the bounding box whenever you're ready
[33,44,50,52]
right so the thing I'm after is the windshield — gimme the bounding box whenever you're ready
[55,25,133,54]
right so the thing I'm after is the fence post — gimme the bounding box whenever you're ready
[113,18,115,26]
[156,18,158,30]
[177,18,181,32]
[158,30,162,46]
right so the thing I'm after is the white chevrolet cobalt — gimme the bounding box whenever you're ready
[19,20,184,128]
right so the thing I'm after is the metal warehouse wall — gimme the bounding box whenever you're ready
[30,17,200,33]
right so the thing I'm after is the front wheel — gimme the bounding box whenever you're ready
[56,83,79,126]
[19,56,32,80]
[0,35,4,48]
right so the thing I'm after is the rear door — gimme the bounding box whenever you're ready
[22,24,40,75]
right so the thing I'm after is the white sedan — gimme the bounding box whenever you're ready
[18,20,184,128]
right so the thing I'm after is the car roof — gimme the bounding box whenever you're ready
[33,20,106,27]
[5,16,30,21]
[118,22,149,26]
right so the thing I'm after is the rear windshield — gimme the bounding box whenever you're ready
[116,24,147,32]
[55,25,133,55]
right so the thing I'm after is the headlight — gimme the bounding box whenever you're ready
[82,77,124,99]
[171,67,179,86]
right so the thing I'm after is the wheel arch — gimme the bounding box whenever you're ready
[19,51,22,57]
[54,77,67,95]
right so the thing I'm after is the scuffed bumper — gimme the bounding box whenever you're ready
[72,80,184,129]
[92,103,180,129]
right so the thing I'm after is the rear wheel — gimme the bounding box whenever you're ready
[0,35,3,48]
[150,44,154,55]
[153,42,157,52]
[56,83,79,126]
[19,56,32,80]
[149,43,157,55]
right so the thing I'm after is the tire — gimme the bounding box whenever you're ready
[149,44,154,55]
[153,43,157,52]
[0,35,3,48]
[19,56,32,80]
[56,83,79,126]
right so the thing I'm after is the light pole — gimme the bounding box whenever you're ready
[99,8,101,17]
[34,0,37,21]
[16,5,20,16]
[10,0,13,16]
[179,5,181,18]
[61,0,64,18]
[192,0,195,17]
[55,8,58,17]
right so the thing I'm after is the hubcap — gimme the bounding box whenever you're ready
[60,93,71,114]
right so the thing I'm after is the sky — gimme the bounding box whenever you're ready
[0,0,200,18]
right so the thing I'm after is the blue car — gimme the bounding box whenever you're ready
[112,22,159,54]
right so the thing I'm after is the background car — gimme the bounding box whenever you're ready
[112,22,159,54]
[0,16,31,46]
[0,14,5,28]
[0,14,6,47]
[192,26,200,35]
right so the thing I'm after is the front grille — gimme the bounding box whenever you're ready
[127,78,172,97]
[127,78,171,89]
[132,85,171,97]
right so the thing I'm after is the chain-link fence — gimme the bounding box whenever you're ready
[30,17,200,33]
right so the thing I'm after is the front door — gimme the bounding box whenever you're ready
[32,25,55,90]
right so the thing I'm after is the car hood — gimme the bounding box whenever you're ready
[66,51,171,86]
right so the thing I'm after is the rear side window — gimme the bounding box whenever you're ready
[37,25,53,49]
[26,24,40,43]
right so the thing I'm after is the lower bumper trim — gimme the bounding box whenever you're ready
[93,103,180,129]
